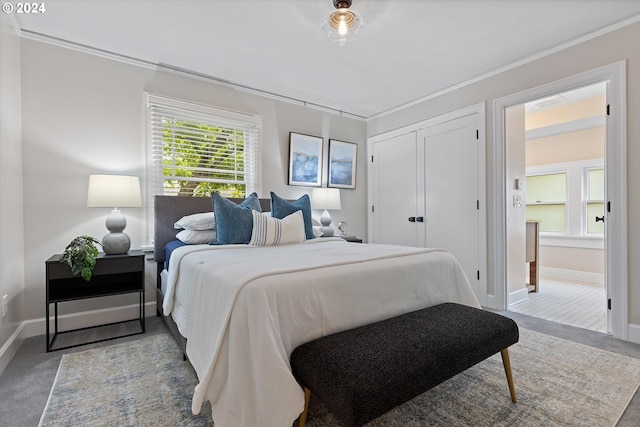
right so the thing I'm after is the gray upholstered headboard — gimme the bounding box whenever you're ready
[153,195,271,263]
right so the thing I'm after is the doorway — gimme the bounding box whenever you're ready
[508,83,607,333]
[493,61,628,340]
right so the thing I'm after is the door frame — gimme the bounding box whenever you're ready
[491,61,628,340]
[367,102,487,305]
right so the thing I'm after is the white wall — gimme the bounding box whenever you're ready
[17,39,366,325]
[367,22,640,328]
[0,14,26,365]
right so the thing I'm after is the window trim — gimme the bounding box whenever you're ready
[584,166,605,235]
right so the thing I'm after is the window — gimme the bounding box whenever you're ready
[525,160,604,240]
[585,168,604,235]
[525,173,567,232]
[146,94,261,198]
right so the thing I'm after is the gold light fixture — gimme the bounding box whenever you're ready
[322,0,365,46]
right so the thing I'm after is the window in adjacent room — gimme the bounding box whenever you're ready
[525,172,567,233]
[585,168,604,235]
[146,93,261,198]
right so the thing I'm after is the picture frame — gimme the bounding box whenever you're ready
[328,139,357,189]
[288,132,323,187]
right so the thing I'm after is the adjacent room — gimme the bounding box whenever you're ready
[2,1,640,426]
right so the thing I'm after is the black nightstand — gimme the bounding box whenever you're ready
[45,250,145,352]
[341,235,363,243]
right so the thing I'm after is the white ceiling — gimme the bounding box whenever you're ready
[10,0,640,118]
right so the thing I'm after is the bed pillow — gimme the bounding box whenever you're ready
[249,210,305,246]
[270,192,315,240]
[212,191,262,244]
[174,212,215,231]
[176,229,217,245]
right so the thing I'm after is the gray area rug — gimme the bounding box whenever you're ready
[39,329,640,427]
[39,334,213,427]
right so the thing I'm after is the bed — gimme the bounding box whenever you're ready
[153,194,480,427]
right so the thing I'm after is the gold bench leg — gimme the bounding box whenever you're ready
[298,386,311,427]
[500,348,517,403]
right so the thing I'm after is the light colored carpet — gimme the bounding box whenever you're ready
[511,276,606,333]
[39,329,640,427]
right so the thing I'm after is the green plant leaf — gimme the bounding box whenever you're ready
[60,235,100,282]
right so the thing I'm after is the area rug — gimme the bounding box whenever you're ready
[39,329,640,427]
[38,334,213,427]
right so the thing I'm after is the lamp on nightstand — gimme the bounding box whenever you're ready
[87,174,142,255]
[311,188,341,237]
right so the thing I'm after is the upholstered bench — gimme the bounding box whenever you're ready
[290,302,519,427]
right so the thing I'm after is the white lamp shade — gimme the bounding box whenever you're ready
[87,175,142,208]
[311,188,341,210]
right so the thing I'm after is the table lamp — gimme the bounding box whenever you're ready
[311,188,341,237]
[87,174,142,254]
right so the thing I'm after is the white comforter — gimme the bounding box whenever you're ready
[163,238,480,427]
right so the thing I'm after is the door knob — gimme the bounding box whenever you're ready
[595,216,605,223]
[408,217,416,222]
[416,216,424,222]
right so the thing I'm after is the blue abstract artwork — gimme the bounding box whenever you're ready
[289,133,323,186]
[329,140,357,189]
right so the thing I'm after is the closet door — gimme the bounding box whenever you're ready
[371,132,418,246]
[418,114,479,289]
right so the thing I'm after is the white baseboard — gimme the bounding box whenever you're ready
[0,322,26,376]
[628,323,640,345]
[508,287,529,309]
[0,302,157,376]
[539,266,604,284]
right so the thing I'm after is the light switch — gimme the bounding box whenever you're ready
[515,178,523,190]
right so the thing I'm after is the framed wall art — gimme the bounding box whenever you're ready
[288,132,323,187]
[328,139,357,189]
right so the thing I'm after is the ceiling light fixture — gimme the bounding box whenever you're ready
[321,0,365,46]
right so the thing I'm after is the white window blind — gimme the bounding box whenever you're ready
[525,173,567,233]
[146,93,261,198]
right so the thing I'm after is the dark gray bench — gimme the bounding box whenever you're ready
[291,302,519,427]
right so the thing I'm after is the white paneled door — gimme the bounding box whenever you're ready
[371,113,483,301]
[419,115,479,290]
[371,132,419,247]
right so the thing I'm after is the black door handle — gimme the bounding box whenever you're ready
[416,216,424,222]
[595,216,605,223]
[408,217,416,222]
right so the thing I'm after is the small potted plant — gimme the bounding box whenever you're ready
[59,235,101,281]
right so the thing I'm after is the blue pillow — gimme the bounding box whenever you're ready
[270,192,315,240]
[212,192,262,244]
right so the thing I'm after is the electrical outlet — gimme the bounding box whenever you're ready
[513,195,522,207]
[2,294,7,318]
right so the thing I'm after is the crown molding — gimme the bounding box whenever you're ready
[367,14,640,121]
[16,29,366,121]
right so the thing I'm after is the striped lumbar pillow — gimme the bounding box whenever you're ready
[249,210,306,246]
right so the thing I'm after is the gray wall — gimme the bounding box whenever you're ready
[0,14,26,356]
[16,38,366,325]
[368,22,640,329]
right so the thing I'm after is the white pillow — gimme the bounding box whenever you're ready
[176,229,216,244]
[174,212,215,231]
[249,210,305,246]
